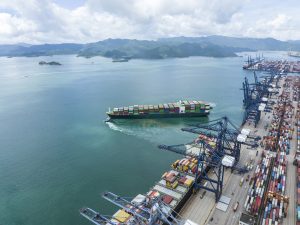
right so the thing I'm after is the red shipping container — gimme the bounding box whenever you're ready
[270,210,273,220]
[276,208,279,219]
[257,197,261,209]
[178,177,187,184]
[191,166,197,174]
[163,195,173,204]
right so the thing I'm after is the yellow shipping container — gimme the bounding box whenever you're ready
[189,162,195,168]
[172,181,178,189]
[113,210,131,223]
[172,160,180,168]
[183,165,188,171]
[162,172,167,178]
[184,179,193,187]
[209,141,216,147]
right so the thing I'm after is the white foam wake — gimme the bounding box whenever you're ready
[106,122,124,133]
[209,102,216,108]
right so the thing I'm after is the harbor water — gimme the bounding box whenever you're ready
[0,52,290,225]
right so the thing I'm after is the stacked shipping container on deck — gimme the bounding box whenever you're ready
[110,100,209,116]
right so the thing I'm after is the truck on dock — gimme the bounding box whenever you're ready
[233,201,239,212]
[240,177,244,186]
[199,182,208,199]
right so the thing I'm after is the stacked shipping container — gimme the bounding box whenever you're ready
[110,100,209,116]
[261,77,293,225]
[244,77,293,225]
[172,157,199,174]
[297,89,300,224]
[244,152,272,216]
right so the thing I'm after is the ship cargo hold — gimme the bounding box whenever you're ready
[106,100,211,120]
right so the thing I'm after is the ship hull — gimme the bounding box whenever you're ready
[107,112,209,119]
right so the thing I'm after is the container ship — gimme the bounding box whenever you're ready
[106,100,211,120]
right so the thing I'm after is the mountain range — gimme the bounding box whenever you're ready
[0,35,299,59]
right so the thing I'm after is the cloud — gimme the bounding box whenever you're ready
[0,0,299,44]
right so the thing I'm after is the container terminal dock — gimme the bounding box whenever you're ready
[80,72,300,225]
[243,57,300,74]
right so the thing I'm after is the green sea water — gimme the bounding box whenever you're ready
[0,52,289,225]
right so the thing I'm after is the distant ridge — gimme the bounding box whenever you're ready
[1,35,300,59]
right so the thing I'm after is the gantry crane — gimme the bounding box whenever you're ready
[241,72,281,126]
[159,117,257,202]
[159,138,224,202]
[182,117,241,162]
[80,207,125,225]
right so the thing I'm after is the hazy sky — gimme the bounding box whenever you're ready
[0,0,299,44]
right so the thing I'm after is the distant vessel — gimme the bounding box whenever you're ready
[106,100,211,120]
[112,57,130,62]
[38,61,62,65]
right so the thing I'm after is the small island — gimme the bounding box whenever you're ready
[38,61,62,66]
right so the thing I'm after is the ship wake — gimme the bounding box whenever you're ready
[106,122,124,133]
[105,121,138,137]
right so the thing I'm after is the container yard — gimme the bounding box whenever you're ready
[81,71,300,225]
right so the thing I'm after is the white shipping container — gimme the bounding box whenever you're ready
[250,197,254,205]
[246,204,250,212]
[244,196,249,208]
[279,208,282,218]
[153,185,182,200]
